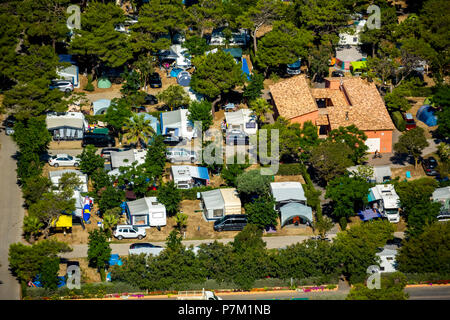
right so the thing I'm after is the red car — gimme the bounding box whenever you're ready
[403,113,417,130]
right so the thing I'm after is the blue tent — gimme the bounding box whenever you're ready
[170,67,183,78]
[416,105,438,126]
[177,71,191,86]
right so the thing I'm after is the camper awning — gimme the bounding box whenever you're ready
[220,188,241,214]
[191,166,209,181]
[270,182,306,203]
[126,198,149,216]
[46,116,84,130]
[280,203,313,226]
[110,149,136,168]
[358,209,382,221]
[51,214,73,228]
[93,99,111,115]
[201,189,224,210]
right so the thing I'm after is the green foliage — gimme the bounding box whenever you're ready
[243,72,264,102]
[70,2,132,72]
[79,145,105,176]
[333,220,395,283]
[120,68,141,96]
[236,169,272,201]
[275,163,302,176]
[191,49,245,100]
[188,100,213,131]
[249,98,273,123]
[184,35,209,56]
[274,240,340,281]
[102,208,121,238]
[124,113,156,149]
[261,117,302,163]
[98,185,125,214]
[157,84,191,111]
[39,257,60,291]
[313,216,334,239]
[2,79,67,121]
[221,155,250,187]
[256,21,313,74]
[157,181,182,217]
[391,111,406,132]
[104,98,133,135]
[346,272,408,300]
[9,240,71,284]
[87,229,112,281]
[23,215,44,243]
[309,141,353,182]
[84,75,95,92]
[433,85,450,138]
[13,45,61,83]
[326,175,371,221]
[175,212,188,231]
[12,117,52,154]
[143,135,167,181]
[384,92,410,113]
[327,125,368,164]
[394,127,429,167]
[244,196,278,229]
[394,177,440,237]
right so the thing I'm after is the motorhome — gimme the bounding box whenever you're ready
[368,184,401,223]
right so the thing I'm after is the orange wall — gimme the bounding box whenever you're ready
[365,130,393,153]
[289,110,319,126]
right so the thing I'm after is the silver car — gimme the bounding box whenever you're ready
[50,80,74,93]
[166,148,197,163]
[48,154,80,167]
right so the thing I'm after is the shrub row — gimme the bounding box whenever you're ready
[391,111,406,132]
[276,163,303,176]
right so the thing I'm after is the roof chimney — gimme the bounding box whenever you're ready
[345,112,349,120]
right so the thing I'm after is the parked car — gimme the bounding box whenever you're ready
[144,94,158,105]
[331,70,345,77]
[101,147,130,161]
[49,80,74,93]
[114,225,146,240]
[422,156,439,176]
[3,117,15,135]
[403,113,417,130]
[48,154,80,167]
[225,130,249,145]
[82,133,116,148]
[128,242,163,256]
[214,214,247,232]
[166,148,197,163]
[149,72,162,88]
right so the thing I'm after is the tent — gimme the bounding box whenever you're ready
[416,105,437,126]
[170,67,183,78]
[358,208,382,221]
[279,202,313,227]
[93,99,111,115]
[97,77,112,89]
[177,71,191,86]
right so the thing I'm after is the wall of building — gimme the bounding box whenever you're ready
[289,110,319,127]
[365,130,393,153]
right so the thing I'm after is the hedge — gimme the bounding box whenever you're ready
[391,111,406,132]
[404,273,450,285]
[276,163,303,176]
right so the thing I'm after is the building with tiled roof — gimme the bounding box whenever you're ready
[269,76,395,153]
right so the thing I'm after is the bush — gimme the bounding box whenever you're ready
[339,217,347,230]
[391,111,406,132]
[276,163,302,176]
[404,273,450,284]
[84,75,95,92]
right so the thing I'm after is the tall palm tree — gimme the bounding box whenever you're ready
[123,113,156,149]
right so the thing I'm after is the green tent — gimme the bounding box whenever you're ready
[93,127,109,135]
[97,77,112,89]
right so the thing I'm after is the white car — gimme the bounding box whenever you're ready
[114,225,146,240]
[48,154,80,167]
[128,242,163,256]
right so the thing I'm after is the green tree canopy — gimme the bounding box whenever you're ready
[327,125,368,164]
[394,127,429,167]
[188,100,213,132]
[346,272,409,300]
[87,229,112,281]
[157,84,191,111]
[309,141,353,182]
[236,169,272,201]
[244,196,278,229]
[157,181,182,217]
[79,145,105,176]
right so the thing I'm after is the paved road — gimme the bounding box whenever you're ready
[0,132,25,300]
[60,234,338,259]
[405,286,450,300]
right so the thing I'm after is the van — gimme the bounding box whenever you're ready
[166,148,197,163]
[82,133,115,148]
[213,214,247,232]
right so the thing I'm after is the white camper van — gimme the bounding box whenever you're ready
[368,184,401,223]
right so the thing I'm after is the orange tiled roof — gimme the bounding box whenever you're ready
[310,88,350,107]
[269,75,318,119]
